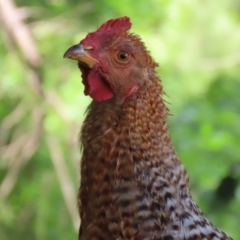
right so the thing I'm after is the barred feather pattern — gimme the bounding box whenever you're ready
[78,74,232,240]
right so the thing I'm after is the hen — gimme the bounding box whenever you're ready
[64,17,232,240]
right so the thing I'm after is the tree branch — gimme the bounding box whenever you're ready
[46,136,80,231]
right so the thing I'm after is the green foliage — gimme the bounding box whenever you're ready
[0,0,239,239]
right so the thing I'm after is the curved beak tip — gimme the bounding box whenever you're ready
[63,51,70,58]
[63,44,82,59]
[63,44,82,58]
[63,44,99,68]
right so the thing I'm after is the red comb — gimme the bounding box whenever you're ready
[82,17,132,48]
[96,16,132,35]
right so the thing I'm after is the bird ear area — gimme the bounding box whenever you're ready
[124,66,148,99]
[126,85,139,98]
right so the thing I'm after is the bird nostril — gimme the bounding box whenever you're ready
[84,46,93,50]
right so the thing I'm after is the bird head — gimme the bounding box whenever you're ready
[64,17,158,102]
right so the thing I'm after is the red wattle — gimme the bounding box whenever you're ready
[86,67,114,101]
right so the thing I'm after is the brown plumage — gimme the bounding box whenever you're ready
[64,17,232,240]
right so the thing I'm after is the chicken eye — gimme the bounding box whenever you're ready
[117,51,129,61]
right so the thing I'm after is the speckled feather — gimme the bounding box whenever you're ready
[79,79,231,240]
[72,17,232,240]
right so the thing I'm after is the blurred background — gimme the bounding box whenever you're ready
[0,0,240,239]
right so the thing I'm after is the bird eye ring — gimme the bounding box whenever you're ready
[116,51,129,62]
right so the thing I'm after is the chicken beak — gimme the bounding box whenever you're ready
[63,44,99,68]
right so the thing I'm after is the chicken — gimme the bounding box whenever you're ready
[63,17,232,240]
